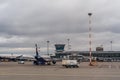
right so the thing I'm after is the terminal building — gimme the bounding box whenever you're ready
[54,44,120,62]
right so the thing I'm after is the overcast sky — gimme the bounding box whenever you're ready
[0,0,120,55]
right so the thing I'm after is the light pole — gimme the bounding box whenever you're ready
[67,39,70,50]
[47,40,50,56]
[110,41,113,51]
[88,13,92,66]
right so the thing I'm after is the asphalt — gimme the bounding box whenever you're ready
[0,62,120,80]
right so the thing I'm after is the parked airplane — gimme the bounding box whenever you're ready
[0,53,34,62]
[33,44,56,65]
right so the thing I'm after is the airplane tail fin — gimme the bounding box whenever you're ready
[35,44,39,56]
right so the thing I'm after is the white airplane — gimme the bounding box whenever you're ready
[0,53,34,62]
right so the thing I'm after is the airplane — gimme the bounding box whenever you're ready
[33,44,56,65]
[0,53,34,62]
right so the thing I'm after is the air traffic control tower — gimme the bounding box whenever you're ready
[55,44,65,52]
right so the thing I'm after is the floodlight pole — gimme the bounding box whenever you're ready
[110,41,113,51]
[88,13,92,66]
[47,40,50,56]
[67,38,70,50]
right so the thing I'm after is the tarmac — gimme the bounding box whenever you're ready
[0,62,120,80]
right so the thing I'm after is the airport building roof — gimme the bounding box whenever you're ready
[56,51,120,54]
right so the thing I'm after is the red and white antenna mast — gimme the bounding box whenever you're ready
[88,13,93,66]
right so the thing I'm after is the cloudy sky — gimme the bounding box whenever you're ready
[0,0,120,55]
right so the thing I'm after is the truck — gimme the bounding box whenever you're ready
[62,59,79,68]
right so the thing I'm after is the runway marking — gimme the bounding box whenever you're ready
[0,73,120,78]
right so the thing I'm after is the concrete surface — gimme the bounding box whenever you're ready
[0,62,120,80]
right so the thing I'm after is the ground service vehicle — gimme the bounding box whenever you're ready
[18,60,24,64]
[62,59,79,68]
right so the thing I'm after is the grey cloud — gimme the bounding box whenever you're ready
[0,0,120,54]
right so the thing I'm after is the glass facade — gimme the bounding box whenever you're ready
[55,51,120,62]
[55,44,65,52]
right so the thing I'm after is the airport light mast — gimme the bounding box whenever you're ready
[88,13,92,66]
[110,41,113,51]
[67,38,71,50]
[47,40,50,56]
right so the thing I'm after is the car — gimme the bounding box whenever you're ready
[18,61,24,64]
